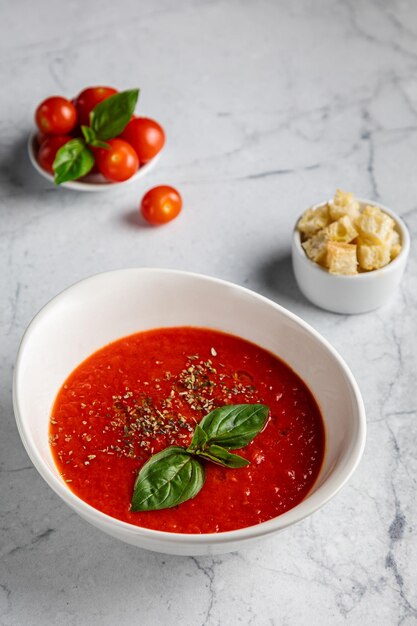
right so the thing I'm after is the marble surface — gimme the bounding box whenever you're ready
[1,0,416,623]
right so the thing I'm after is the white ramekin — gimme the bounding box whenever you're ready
[292,199,410,314]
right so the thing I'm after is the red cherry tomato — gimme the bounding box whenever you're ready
[95,139,138,182]
[120,117,165,164]
[75,86,118,126]
[37,135,72,174]
[140,186,182,225]
[36,130,49,146]
[35,97,77,135]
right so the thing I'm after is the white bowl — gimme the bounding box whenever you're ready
[292,199,410,314]
[27,132,161,192]
[13,269,366,555]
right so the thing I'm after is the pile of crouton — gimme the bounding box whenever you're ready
[297,190,401,275]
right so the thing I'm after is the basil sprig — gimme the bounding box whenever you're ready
[131,403,269,512]
[52,88,139,185]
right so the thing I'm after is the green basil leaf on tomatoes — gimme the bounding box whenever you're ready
[90,89,139,140]
[90,139,111,149]
[81,125,96,144]
[81,125,110,149]
[53,138,94,185]
[187,424,208,454]
[131,446,205,512]
[199,404,269,450]
[198,444,250,468]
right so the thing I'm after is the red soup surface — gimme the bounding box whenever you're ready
[50,327,325,533]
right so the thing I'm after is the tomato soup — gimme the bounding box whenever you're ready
[50,327,325,533]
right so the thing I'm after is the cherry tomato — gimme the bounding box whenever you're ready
[95,139,138,182]
[140,186,182,225]
[120,117,165,164]
[75,86,118,126]
[37,135,72,174]
[35,97,77,135]
[36,130,49,146]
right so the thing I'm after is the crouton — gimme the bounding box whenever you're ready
[328,189,360,222]
[357,243,391,270]
[355,205,395,245]
[326,215,358,243]
[326,241,358,275]
[302,229,329,265]
[297,205,330,239]
[387,229,402,260]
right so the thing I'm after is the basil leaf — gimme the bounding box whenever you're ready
[81,126,110,149]
[199,404,269,450]
[81,125,96,144]
[90,89,139,140]
[199,444,250,468]
[131,446,204,512]
[187,424,208,453]
[53,139,94,185]
[90,139,110,149]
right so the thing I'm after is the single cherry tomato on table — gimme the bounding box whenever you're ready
[74,86,118,126]
[35,97,77,135]
[120,117,165,164]
[95,138,138,182]
[140,186,182,225]
[37,135,72,174]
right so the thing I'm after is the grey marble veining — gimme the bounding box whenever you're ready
[1,0,416,624]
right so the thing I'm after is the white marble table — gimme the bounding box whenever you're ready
[1,0,416,624]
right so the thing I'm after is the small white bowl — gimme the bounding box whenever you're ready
[292,199,410,314]
[13,269,366,555]
[27,132,161,192]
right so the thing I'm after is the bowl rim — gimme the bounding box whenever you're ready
[292,197,411,279]
[27,132,162,192]
[13,268,367,546]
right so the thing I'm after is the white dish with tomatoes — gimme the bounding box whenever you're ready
[29,86,165,190]
[28,132,161,191]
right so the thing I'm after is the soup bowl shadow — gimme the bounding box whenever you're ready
[13,268,366,555]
